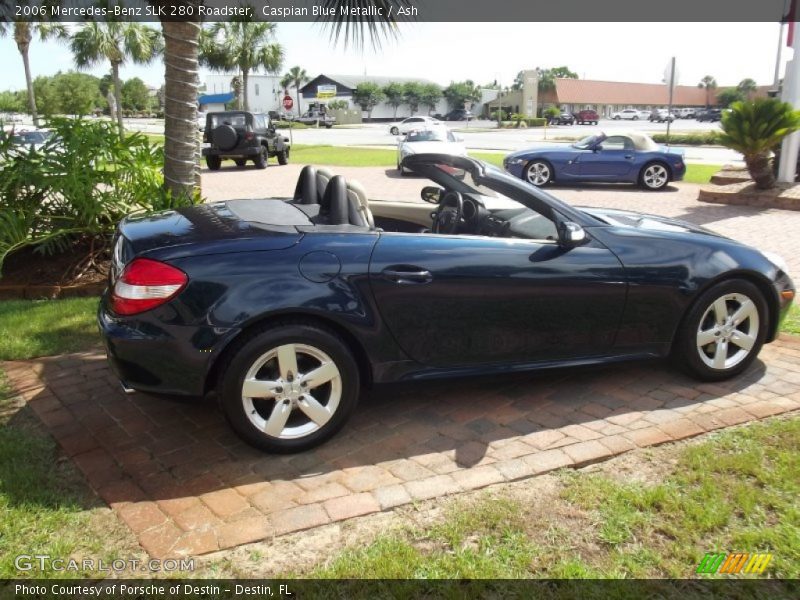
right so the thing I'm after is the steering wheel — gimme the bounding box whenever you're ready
[433,191,463,234]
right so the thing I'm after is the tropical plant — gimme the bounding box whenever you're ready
[534,66,578,93]
[718,98,800,189]
[0,118,194,278]
[716,88,745,108]
[737,78,758,100]
[352,82,384,119]
[71,22,162,135]
[315,0,413,48]
[383,82,405,118]
[0,22,67,125]
[698,75,717,109]
[280,66,309,117]
[199,22,283,112]
[443,80,481,110]
[327,99,349,111]
[402,81,423,115]
[419,83,442,115]
[544,106,561,120]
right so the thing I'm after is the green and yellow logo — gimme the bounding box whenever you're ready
[696,552,773,575]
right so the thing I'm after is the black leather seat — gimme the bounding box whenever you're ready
[292,165,318,204]
[319,175,350,225]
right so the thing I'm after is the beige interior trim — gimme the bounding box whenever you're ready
[368,200,434,227]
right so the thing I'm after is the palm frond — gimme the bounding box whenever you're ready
[316,0,414,49]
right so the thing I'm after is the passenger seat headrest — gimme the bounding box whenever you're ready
[293,165,318,204]
[321,175,349,225]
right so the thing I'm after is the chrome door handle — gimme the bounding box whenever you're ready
[382,267,433,284]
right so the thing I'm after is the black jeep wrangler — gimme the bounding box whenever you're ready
[202,111,290,170]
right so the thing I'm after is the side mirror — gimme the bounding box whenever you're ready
[558,221,587,247]
[421,186,442,204]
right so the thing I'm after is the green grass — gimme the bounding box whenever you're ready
[0,298,100,361]
[0,372,127,578]
[782,303,800,336]
[684,164,722,184]
[303,417,800,578]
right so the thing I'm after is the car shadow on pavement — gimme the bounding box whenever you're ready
[12,351,775,507]
[549,182,681,194]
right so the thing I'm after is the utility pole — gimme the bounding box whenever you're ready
[775,22,786,89]
[779,4,800,182]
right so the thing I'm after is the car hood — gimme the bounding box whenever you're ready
[401,141,467,155]
[579,207,722,237]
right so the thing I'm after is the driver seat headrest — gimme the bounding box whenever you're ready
[320,175,349,225]
[293,165,318,204]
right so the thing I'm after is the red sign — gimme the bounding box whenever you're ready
[282,95,294,110]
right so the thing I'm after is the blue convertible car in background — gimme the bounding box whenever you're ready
[99,154,793,453]
[503,132,686,190]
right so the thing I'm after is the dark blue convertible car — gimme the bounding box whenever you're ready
[503,132,686,190]
[99,154,794,452]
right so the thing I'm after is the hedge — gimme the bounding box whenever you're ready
[651,131,720,145]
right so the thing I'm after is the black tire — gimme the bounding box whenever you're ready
[613,115,620,120]
[672,279,767,382]
[234,158,246,167]
[254,146,268,169]
[593,121,598,125]
[523,160,553,186]
[217,322,361,453]
[639,161,671,191]
[633,116,639,121]
[277,148,289,165]
[206,155,221,171]
[390,126,399,135]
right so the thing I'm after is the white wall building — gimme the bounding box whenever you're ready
[204,73,285,113]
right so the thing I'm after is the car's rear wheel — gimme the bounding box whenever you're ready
[218,323,360,453]
[673,279,767,381]
[390,126,399,135]
[613,115,620,120]
[254,146,268,169]
[524,160,553,186]
[277,148,289,165]
[206,155,221,171]
[640,162,670,190]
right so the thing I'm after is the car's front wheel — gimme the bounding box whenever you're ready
[673,279,767,381]
[524,160,553,186]
[639,162,670,190]
[390,126,399,136]
[206,155,221,171]
[277,148,289,165]
[613,115,620,120]
[218,323,360,453]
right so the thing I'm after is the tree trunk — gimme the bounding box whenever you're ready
[295,83,301,117]
[18,42,38,126]
[161,19,201,200]
[111,61,124,136]
[746,153,775,190]
[242,69,249,111]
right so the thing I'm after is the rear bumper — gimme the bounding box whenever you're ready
[97,296,238,397]
[202,146,261,158]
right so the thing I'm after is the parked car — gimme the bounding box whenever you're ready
[696,108,722,122]
[442,109,474,121]
[574,109,599,125]
[98,153,794,452]
[649,109,675,123]
[295,109,335,128]
[676,107,696,118]
[548,112,575,125]
[202,111,290,170]
[503,132,686,191]
[388,115,441,136]
[611,109,650,120]
[8,128,53,151]
[396,127,466,174]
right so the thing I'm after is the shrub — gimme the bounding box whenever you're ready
[651,132,720,145]
[0,117,196,276]
[526,117,547,127]
[490,109,508,121]
[274,120,308,129]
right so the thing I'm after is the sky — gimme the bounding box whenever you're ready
[0,22,788,92]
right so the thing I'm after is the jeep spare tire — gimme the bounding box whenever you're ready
[212,125,238,151]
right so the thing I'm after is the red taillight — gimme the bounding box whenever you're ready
[110,258,187,316]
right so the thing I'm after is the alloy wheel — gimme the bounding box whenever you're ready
[696,292,760,371]
[526,162,551,186]
[643,164,668,189]
[241,343,342,439]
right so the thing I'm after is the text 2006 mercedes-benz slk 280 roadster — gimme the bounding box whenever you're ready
[98,154,795,452]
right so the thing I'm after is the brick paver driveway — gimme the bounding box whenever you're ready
[4,165,800,560]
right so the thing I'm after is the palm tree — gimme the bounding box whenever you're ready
[158,0,404,200]
[698,75,717,109]
[719,98,800,189]
[0,22,67,126]
[199,22,283,112]
[71,22,162,135]
[281,66,309,117]
[737,78,758,101]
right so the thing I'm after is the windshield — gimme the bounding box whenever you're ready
[406,129,448,143]
[210,114,247,128]
[11,131,51,144]
[572,134,601,150]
